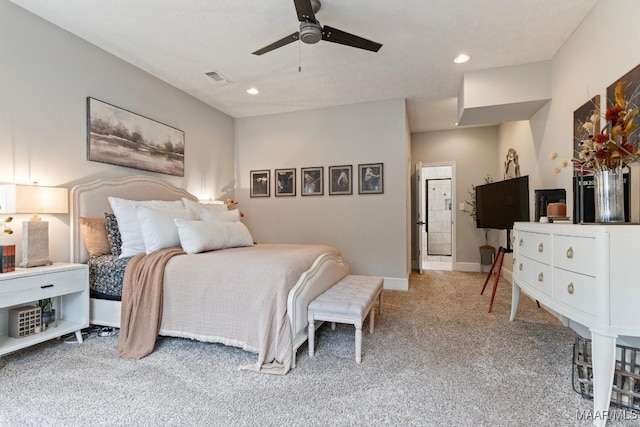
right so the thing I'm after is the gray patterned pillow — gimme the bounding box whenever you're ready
[104,213,122,257]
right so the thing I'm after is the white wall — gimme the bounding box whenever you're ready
[495,0,640,279]
[0,3,235,264]
[500,0,640,219]
[235,99,409,289]
[411,126,500,267]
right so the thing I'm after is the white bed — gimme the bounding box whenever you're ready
[70,175,349,369]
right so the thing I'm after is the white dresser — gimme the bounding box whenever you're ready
[511,222,640,427]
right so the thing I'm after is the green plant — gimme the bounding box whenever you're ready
[464,175,493,245]
[38,298,54,313]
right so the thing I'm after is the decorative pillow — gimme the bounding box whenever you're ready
[79,217,111,257]
[200,208,241,223]
[174,218,254,254]
[136,205,196,254]
[181,198,228,219]
[108,197,184,258]
[104,213,122,258]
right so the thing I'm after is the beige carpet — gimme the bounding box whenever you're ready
[1,271,638,426]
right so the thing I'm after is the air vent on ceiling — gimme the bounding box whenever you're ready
[205,70,232,84]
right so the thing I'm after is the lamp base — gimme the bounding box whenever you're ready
[20,221,52,268]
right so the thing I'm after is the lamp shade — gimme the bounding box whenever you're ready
[0,184,68,214]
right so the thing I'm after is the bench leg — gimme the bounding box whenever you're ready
[355,324,362,363]
[369,308,375,334]
[308,319,315,357]
[378,291,383,314]
[331,322,336,330]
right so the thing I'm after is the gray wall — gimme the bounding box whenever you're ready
[0,3,235,264]
[411,126,500,268]
[235,99,410,289]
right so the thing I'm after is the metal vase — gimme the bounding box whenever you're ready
[593,170,625,222]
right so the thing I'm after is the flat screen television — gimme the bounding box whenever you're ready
[475,176,530,229]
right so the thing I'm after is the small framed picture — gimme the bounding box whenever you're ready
[329,165,352,195]
[275,168,296,197]
[250,170,270,197]
[358,163,383,194]
[301,166,324,196]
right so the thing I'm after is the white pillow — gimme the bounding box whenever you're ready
[175,218,254,254]
[181,198,228,219]
[200,208,241,223]
[136,205,196,253]
[108,197,183,258]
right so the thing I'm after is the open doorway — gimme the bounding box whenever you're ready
[416,163,455,271]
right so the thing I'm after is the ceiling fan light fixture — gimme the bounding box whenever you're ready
[246,88,259,95]
[453,54,470,64]
[299,22,322,44]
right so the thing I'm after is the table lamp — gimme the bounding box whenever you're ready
[0,184,68,267]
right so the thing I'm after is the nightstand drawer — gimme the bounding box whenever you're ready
[0,268,86,308]
[552,268,596,315]
[517,231,551,265]
[518,255,552,296]
[553,235,595,277]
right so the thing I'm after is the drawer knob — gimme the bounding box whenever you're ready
[567,283,574,294]
[519,263,523,271]
[538,272,544,282]
[519,238,523,247]
[538,242,544,253]
[566,247,574,259]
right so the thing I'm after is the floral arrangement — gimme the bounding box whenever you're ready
[553,81,640,174]
[1,216,13,237]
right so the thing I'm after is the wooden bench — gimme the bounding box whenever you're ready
[307,275,383,363]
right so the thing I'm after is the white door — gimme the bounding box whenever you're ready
[418,163,455,271]
[415,162,425,274]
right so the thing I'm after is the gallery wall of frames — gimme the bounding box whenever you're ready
[250,163,384,198]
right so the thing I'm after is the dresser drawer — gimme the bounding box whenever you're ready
[517,231,551,265]
[518,255,552,296]
[0,268,86,308]
[553,235,596,277]
[552,268,596,315]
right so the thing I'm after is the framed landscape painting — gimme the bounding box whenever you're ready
[301,167,323,196]
[275,168,296,197]
[358,163,383,194]
[250,170,270,197]
[87,97,185,176]
[329,165,352,195]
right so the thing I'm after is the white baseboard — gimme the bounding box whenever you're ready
[383,276,408,291]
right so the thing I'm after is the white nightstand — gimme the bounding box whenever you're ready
[0,263,89,357]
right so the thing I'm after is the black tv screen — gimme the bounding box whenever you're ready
[475,176,530,229]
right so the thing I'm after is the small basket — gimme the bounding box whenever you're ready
[572,335,640,411]
[8,306,42,338]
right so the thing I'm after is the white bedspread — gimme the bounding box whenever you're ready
[159,243,340,374]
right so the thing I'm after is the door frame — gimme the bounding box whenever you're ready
[417,162,456,271]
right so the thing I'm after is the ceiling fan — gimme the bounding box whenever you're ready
[252,0,382,56]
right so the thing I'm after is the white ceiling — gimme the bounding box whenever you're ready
[9,0,599,133]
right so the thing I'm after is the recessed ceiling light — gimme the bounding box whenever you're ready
[453,54,470,64]
[246,88,259,95]
[454,122,459,126]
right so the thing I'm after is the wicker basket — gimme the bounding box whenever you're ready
[573,335,640,411]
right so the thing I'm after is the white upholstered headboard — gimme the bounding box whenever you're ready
[70,176,197,264]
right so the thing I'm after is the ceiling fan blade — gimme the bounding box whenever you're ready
[293,0,317,23]
[321,25,382,52]
[252,32,300,56]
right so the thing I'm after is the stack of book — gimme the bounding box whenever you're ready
[0,245,16,273]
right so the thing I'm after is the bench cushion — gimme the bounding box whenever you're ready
[308,275,383,317]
